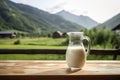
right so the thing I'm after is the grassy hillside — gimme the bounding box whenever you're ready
[0,0,60,34]
[0,0,84,36]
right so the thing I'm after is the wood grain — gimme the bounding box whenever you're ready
[0,60,120,80]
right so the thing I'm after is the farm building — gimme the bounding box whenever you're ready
[112,24,120,35]
[0,31,16,38]
[112,24,120,31]
[52,31,63,38]
[62,32,67,37]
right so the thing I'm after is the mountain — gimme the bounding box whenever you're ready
[0,0,53,34]
[0,0,84,36]
[56,10,99,29]
[97,13,120,30]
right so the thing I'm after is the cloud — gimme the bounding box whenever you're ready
[21,0,28,4]
[46,2,66,13]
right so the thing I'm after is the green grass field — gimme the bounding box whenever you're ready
[0,37,119,60]
[0,37,113,49]
[0,37,67,49]
[0,54,120,60]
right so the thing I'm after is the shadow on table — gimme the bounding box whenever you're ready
[33,68,81,75]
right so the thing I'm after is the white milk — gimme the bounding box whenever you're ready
[66,46,86,69]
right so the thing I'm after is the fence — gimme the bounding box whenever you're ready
[0,49,120,60]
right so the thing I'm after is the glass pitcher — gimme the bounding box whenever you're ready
[66,32,90,70]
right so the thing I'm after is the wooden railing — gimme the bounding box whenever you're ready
[0,49,120,60]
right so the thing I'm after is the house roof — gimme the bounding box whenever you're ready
[112,24,120,30]
[53,31,63,35]
[0,31,14,34]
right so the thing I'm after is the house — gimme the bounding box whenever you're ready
[0,31,16,38]
[112,24,120,35]
[112,24,120,31]
[62,32,67,37]
[52,31,63,38]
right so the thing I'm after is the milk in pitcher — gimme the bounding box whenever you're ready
[66,46,86,69]
[66,32,90,70]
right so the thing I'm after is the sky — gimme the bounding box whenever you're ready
[11,0,120,23]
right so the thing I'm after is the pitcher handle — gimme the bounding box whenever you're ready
[83,36,91,55]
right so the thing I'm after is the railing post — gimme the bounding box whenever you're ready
[113,49,120,60]
[113,55,117,60]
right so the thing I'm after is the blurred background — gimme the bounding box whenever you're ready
[0,0,120,60]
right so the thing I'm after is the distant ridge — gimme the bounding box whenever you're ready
[97,13,120,29]
[56,10,99,29]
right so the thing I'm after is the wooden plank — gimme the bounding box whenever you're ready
[0,75,120,80]
[0,60,120,75]
[0,49,66,54]
[90,49,120,55]
[0,49,119,55]
[0,60,120,80]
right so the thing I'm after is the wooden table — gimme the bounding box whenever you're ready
[0,60,120,80]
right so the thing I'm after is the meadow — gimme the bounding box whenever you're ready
[0,37,120,60]
[0,37,67,49]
